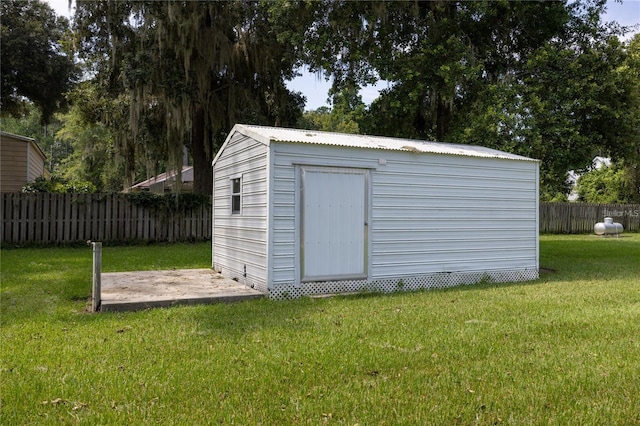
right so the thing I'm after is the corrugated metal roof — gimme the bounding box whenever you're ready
[233,124,538,162]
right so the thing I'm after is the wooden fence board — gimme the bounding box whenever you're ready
[59,193,65,241]
[18,195,25,241]
[0,193,4,242]
[143,205,148,240]
[9,194,16,241]
[118,197,126,240]
[76,194,85,241]
[43,193,52,241]
[34,193,41,242]
[105,195,112,241]
[70,194,78,241]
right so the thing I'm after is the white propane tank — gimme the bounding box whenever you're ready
[594,217,623,236]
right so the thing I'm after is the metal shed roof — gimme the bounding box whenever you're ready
[215,124,538,164]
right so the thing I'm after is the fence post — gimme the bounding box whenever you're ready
[91,241,102,312]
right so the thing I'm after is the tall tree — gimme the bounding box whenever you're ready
[1,0,77,124]
[510,2,640,197]
[73,0,311,194]
[306,1,568,141]
[55,82,123,192]
[617,33,640,202]
[299,87,365,133]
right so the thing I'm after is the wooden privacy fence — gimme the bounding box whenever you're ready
[1,194,637,244]
[540,202,640,234]
[1,193,211,245]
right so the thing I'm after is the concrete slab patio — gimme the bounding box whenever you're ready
[100,269,265,312]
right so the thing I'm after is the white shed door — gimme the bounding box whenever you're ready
[301,166,368,282]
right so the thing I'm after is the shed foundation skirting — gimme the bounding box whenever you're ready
[267,268,539,300]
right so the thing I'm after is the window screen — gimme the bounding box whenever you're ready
[231,177,241,214]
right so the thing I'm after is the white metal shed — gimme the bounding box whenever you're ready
[212,124,539,299]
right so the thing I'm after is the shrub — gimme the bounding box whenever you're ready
[21,176,97,193]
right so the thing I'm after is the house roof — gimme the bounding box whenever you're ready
[214,124,538,165]
[592,156,611,169]
[131,166,193,190]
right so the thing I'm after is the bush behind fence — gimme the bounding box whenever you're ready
[1,193,211,245]
[1,195,638,245]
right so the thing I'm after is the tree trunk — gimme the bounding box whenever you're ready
[190,106,213,196]
[122,136,136,192]
[435,93,450,142]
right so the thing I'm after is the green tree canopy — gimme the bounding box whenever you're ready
[577,163,636,203]
[300,87,365,134]
[1,0,77,124]
[306,0,569,141]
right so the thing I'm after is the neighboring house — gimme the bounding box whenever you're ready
[567,156,611,201]
[130,166,194,193]
[0,131,48,192]
[212,124,540,300]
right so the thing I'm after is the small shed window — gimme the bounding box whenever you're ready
[231,177,241,214]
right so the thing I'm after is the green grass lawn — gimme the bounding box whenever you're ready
[1,236,639,424]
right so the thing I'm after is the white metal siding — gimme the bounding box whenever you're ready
[270,161,297,286]
[270,142,538,286]
[270,145,379,287]
[212,134,268,291]
[370,154,538,278]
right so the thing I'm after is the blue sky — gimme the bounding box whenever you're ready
[47,0,639,109]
